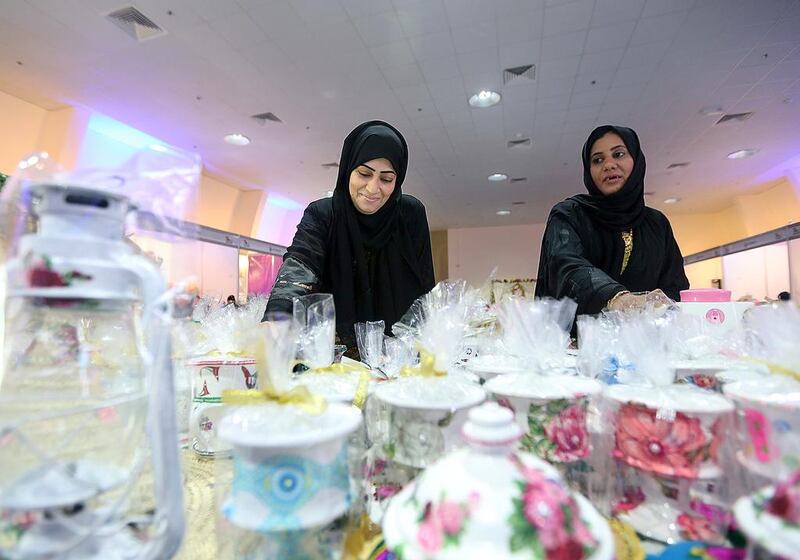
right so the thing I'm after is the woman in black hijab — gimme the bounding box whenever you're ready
[535,125,688,316]
[264,121,435,352]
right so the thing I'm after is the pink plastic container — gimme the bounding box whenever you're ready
[680,288,732,303]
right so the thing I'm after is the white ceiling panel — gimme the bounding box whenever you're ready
[585,21,636,52]
[2,0,798,229]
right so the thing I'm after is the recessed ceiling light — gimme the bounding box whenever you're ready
[224,133,250,146]
[663,197,681,204]
[488,173,508,182]
[727,148,757,159]
[469,90,501,108]
[496,209,511,216]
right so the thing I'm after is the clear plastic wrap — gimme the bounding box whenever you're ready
[391,279,478,373]
[0,147,199,559]
[293,293,335,369]
[497,296,577,375]
[182,298,269,456]
[355,320,384,371]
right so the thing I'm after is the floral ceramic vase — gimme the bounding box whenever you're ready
[382,402,614,560]
[724,377,800,482]
[485,374,601,466]
[605,385,733,480]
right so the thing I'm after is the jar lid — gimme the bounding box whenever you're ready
[486,374,601,400]
[218,402,361,448]
[374,376,485,411]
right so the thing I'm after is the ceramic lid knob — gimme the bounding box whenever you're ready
[461,401,521,453]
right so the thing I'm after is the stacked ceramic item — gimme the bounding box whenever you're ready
[383,402,614,559]
[724,376,800,486]
[485,373,601,492]
[603,384,734,544]
[734,469,800,559]
[216,402,362,559]
[363,377,485,523]
[189,355,257,456]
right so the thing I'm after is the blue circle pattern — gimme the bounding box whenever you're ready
[231,446,350,531]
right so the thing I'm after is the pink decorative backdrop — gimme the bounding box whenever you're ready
[247,254,283,296]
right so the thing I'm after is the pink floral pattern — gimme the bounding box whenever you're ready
[744,408,775,463]
[677,513,723,543]
[509,457,597,559]
[414,494,479,554]
[522,398,591,464]
[613,403,709,478]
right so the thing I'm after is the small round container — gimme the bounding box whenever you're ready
[465,354,524,383]
[218,402,362,531]
[604,384,734,479]
[485,374,601,464]
[724,376,800,481]
[372,377,485,468]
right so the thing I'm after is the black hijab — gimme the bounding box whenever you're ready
[326,121,425,345]
[571,125,647,231]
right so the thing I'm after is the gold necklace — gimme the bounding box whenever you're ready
[620,229,633,274]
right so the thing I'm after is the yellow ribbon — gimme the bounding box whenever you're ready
[742,357,800,382]
[399,348,447,378]
[220,336,327,414]
[307,362,371,410]
[222,385,327,415]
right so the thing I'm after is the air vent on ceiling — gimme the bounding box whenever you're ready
[503,64,535,85]
[105,6,166,41]
[511,201,526,206]
[510,177,528,183]
[507,138,532,149]
[251,112,283,124]
[667,162,690,169]
[321,162,339,169]
[715,111,753,124]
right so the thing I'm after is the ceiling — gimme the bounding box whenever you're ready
[0,0,799,230]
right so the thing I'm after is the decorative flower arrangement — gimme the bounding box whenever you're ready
[613,403,721,478]
[522,399,591,464]
[508,458,597,560]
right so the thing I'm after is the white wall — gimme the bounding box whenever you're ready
[447,224,545,288]
[722,243,791,300]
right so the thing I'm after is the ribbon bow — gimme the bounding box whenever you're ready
[742,356,800,383]
[307,362,371,410]
[399,348,447,378]
[222,384,327,415]
[221,337,327,414]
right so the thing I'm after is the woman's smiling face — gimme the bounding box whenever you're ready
[589,132,634,196]
[348,157,397,214]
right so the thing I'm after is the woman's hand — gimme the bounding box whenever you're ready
[607,289,674,313]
